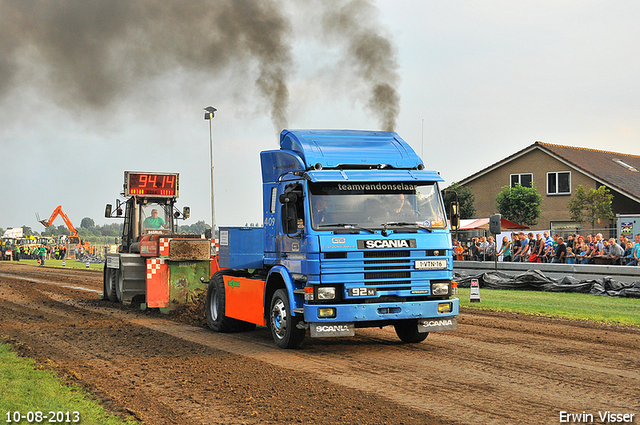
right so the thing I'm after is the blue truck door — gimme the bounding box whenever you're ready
[277,180,306,274]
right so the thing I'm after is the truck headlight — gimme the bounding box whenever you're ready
[317,287,336,300]
[432,282,449,296]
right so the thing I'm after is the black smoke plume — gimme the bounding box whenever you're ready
[0,0,399,132]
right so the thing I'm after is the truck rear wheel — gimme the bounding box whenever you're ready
[394,320,429,343]
[205,271,256,333]
[269,289,305,349]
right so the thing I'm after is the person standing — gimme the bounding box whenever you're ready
[513,232,530,262]
[626,234,640,266]
[539,231,553,263]
[470,237,480,261]
[39,244,47,266]
[485,236,496,261]
[478,236,489,261]
[551,237,567,263]
[497,236,512,261]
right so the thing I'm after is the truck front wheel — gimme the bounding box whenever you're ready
[394,320,429,343]
[269,289,305,349]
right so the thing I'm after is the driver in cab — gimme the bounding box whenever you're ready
[386,193,414,219]
[143,209,168,230]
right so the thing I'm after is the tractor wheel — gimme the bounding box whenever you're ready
[115,266,124,303]
[394,319,429,343]
[103,266,118,302]
[102,265,109,300]
[268,288,305,349]
[205,271,256,333]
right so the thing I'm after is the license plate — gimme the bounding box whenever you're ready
[348,287,377,297]
[415,260,447,270]
[106,255,120,269]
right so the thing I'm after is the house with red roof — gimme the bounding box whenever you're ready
[455,142,640,232]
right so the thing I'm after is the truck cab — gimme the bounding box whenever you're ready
[214,129,459,348]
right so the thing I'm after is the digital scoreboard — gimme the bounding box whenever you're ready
[124,172,179,197]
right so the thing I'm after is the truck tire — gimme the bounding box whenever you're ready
[205,271,256,333]
[394,320,429,343]
[269,288,305,349]
[103,266,118,302]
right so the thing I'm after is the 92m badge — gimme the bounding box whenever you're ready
[348,288,377,297]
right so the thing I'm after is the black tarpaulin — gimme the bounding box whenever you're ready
[454,270,640,298]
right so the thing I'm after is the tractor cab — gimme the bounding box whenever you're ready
[105,172,190,253]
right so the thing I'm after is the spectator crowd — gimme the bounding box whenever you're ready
[453,232,640,265]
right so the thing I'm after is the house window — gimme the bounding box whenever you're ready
[547,171,571,195]
[612,159,638,172]
[510,173,532,188]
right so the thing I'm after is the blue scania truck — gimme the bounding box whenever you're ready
[206,129,459,348]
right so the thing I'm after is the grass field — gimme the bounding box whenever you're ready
[457,287,640,326]
[0,342,136,425]
[8,259,104,271]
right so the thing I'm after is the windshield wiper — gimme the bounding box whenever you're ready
[381,221,433,232]
[318,223,376,233]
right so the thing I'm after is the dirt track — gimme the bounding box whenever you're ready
[0,262,638,425]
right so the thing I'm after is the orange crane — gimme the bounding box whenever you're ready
[37,206,91,254]
[38,205,79,237]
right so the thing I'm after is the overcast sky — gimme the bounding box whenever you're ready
[1,0,639,232]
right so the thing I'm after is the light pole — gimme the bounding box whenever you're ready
[204,106,217,233]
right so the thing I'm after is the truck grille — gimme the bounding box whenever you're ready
[364,250,409,258]
[364,271,411,280]
[321,249,448,290]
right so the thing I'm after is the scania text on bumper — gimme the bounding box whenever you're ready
[303,299,459,336]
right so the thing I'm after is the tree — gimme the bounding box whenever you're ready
[178,220,211,235]
[80,217,95,229]
[21,226,36,236]
[567,185,613,229]
[442,182,476,219]
[100,223,122,237]
[495,183,542,226]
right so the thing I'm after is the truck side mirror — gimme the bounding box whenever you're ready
[279,192,298,204]
[280,193,298,235]
[450,201,460,231]
[280,185,303,235]
[105,204,112,218]
[182,206,190,219]
[281,202,298,234]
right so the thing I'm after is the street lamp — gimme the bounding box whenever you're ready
[204,106,217,233]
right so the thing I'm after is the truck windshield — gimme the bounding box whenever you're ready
[309,182,447,231]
